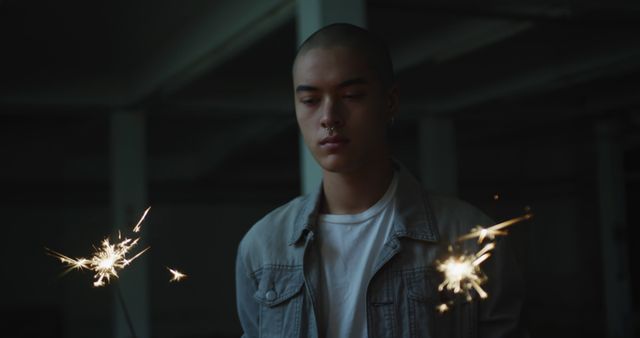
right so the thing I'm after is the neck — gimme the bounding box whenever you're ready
[321,157,394,215]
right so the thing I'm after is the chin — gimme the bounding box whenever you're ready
[318,154,359,174]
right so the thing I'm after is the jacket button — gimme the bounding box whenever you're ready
[265,290,277,301]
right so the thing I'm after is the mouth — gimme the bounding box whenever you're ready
[319,135,349,146]
[319,135,350,152]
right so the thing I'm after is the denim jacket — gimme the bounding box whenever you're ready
[236,165,525,338]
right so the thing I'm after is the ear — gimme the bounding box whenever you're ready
[386,83,399,120]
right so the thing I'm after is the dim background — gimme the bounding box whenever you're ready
[0,0,638,337]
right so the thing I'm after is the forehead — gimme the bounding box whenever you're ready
[293,46,374,86]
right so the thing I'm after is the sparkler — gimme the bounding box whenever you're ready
[46,206,188,338]
[168,267,187,282]
[436,243,492,302]
[435,213,532,313]
[457,213,533,244]
[46,207,151,287]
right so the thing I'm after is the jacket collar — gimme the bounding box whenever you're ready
[288,161,440,245]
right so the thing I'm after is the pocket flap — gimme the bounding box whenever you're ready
[253,267,305,307]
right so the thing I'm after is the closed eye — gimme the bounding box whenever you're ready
[344,92,365,100]
[300,97,320,105]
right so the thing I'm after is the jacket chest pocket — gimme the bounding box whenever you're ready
[405,268,439,338]
[254,267,305,338]
[368,268,440,338]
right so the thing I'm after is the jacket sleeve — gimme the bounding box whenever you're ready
[235,247,260,338]
[477,227,528,338]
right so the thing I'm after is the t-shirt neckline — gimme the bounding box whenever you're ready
[319,172,398,225]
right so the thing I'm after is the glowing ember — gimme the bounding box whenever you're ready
[436,303,450,313]
[168,268,187,282]
[457,213,533,244]
[132,207,150,233]
[46,207,151,287]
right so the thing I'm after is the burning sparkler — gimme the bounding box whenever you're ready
[46,206,188,338]
[436,243,493,302]
[46,207,151,287]
[168,267,187,282]
[435,213,532,313]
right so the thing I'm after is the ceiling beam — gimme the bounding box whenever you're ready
[392,19,532,72]
[401,43,640,116]
[126,0,295,105]
[390,4,573,71]
[0,0,295,109]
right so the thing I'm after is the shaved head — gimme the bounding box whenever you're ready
[294,23,395,90]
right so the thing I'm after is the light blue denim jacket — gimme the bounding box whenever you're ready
[236,164,525,338]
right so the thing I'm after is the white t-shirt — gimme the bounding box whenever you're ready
[317,173,398,338]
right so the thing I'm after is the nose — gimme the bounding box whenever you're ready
[319,97,344,129]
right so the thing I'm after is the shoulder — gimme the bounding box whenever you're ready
[237,194,311,271]
[426,193,494,243]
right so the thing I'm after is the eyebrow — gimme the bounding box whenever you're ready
[295,85,318,93]
[338,77,368,88]
[295,77,368,93]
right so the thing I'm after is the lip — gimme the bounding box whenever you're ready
[319,135,350,151]
[319,135,349,145]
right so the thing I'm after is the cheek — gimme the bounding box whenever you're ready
[295,111,315,139]
[353,113,389,147]
[353,104,387,131]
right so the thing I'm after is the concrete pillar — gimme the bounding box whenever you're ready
[595,120,633,338]
[295,0,366,194]
[110,111,150,338]
[419,117,458,196]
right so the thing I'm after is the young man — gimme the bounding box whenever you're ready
[236,23,524,338]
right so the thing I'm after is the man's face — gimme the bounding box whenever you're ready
[293,46,396,174]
